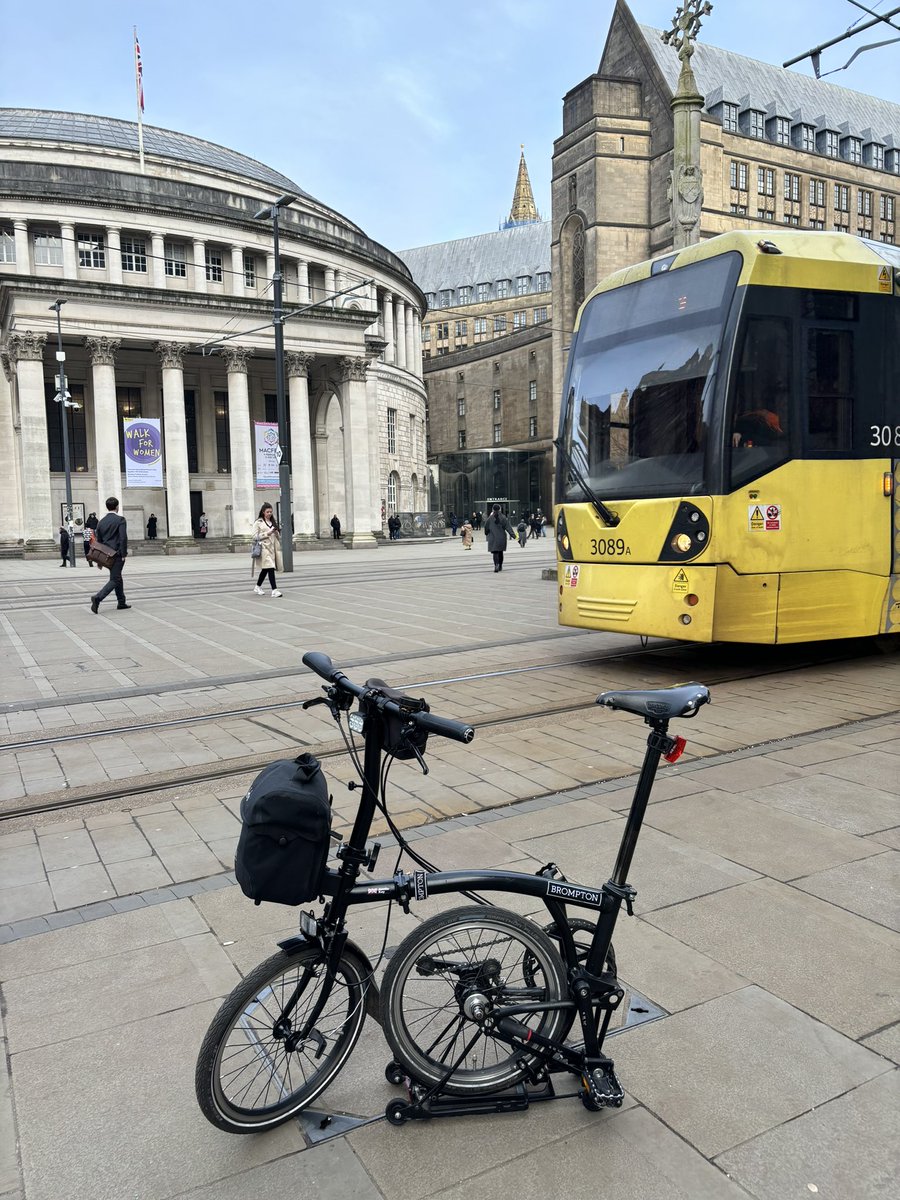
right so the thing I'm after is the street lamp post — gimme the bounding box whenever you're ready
[253,193,297,572]
[50,298,80,567]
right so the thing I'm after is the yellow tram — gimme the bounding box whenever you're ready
[555,231,899,643]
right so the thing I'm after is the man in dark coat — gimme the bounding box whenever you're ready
[330,514,342,540]
[484,504,515,572]
[90,497,130,613]
[58,525,71,567]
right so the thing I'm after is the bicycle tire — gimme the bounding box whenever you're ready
[195,943,370,1133]
[380,906,568,1096]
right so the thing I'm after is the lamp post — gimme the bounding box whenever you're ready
[253,192,297,572]
[50,298,80,567]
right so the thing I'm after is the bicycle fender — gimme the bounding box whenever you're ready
[276,934,381,1019]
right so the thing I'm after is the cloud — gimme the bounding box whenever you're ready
[380,65,453,139]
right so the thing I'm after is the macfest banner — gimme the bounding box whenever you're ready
[254,421,280,488]
[123,418,163,486]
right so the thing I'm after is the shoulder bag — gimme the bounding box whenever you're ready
[87,540,117,570]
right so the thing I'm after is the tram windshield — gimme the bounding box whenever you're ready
[560,253,740,500]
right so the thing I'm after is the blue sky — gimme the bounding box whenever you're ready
[1,1,897,251]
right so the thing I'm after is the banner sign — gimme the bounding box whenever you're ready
[123,418,163,487]
[255,422,280,488]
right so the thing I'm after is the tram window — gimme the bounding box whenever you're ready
[730,316,791,486]
[806,329,854,451]
[800,291,857,322]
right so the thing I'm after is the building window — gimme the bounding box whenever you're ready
[0,225,14,263]
[45,383,88,472]
[476,282,490,302]
[409,413,416,459]
[214,391,230,472]
[721,102,738,132]
[888,150,900,175]
[757,168,775,196]
[205,249,223,283]
[809,179,826,207]
[425,292,436,308]
[455,320,467,338]
[439,288,453,306]
[493,423,502,445]
[493,388,501,410]
[437,347,448,356]
[34,229,63,266]
[387,407,397,455]
[513,310,527,329]
[164,241,186,277]
[422,325,431,344]
[436,321,449,340]
[730,160,748,191]
[457,285,471,304]
[785,214,800,226]
[529,380,537,403]
[184,389,199,473]
[730,204,748,216]
[387,471,399,511]
[858,190,873,217]
[243,255,256,288]
[457,397,465,417]
[747,110,765,139]
[529,415,538,438]
[822,130,840,158]
[77,230,105,269]
[834,184,850,213]
[784,172,801,202]
[474,317,487,335]
[881,195,895,221]
[457,429,466,449]
[865,144,885,170]
[533,306,548,324]
[493,315,507,334]
[496,279,511,298]
[773,117,790,145]
[120,236,147,273]
[536,271,551,291]
[756,209,775,221]
[809,219,825,230]
[842,138,862,164]
[116,387,142,469]
[516,275,529,295]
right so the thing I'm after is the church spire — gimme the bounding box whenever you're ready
[505,146,540,227]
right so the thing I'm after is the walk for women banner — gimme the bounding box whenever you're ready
[123,418,163,487]
[254,422,280,488]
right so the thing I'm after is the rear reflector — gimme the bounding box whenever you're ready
[664,736,687,763]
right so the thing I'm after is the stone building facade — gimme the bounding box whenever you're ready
[0,109,427,553]
[551,0,900,422]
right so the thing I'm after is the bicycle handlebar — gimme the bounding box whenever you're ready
[302,651,475,745]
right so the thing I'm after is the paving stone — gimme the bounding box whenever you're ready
[176,1140,383,1200]
[740,772,899,836]
[860,1022,900,1064]
[134,809,202,850]
[717,1070,899,1199]
[207,835,238,868]
[819,750,900,794]
[0,883,54,925]
[792,850,900,930]
[182,805,240,841]
[0,845,45,889]
[36,829,98,872]
[46,863,113,910]
[89,822,153,864]
[612,986,886,1158]
[43,910,83,931]
[8,918,50,940]
[153,840,223,883]
[106,856,172,895]
[0,830,36,850]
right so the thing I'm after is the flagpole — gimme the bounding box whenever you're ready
[134,26,145,173]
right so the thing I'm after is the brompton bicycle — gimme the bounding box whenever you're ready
[195,650,710,1131]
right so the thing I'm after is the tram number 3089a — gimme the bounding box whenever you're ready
[590,538,631,556]
[870,425,900,447]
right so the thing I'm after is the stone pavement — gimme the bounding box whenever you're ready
[1,702,898,1199]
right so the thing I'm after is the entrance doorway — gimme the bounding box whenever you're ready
[190,491,203,538]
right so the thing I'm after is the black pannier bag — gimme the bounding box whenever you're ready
[235,753,332,905]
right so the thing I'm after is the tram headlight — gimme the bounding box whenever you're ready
[659,502,710,562]
[671,533,693,554]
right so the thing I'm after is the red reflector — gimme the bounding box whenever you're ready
[664,736,687,763]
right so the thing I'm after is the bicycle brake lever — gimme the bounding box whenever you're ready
[408,741,429,776]
[301,697,330,710]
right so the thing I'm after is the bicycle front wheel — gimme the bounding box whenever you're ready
[195,944,370,1133]
[380,906,569,1096]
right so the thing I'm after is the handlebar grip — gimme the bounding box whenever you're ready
[415,711,476,744]
[302,651,339,682]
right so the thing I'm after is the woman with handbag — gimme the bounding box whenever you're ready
[251,503,283,597]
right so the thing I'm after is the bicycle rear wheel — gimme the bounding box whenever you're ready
[380,906,569,1096]
[195,943,370,1133]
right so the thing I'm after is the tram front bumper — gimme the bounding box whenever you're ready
[557,562,720,642]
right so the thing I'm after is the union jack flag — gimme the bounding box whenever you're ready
[134,30,144,112]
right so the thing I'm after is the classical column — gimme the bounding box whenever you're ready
[155,341,193,541]
[297,259,309,303]
[364,360,382,534]
[313,427,330,537]
[413,318,423,377]
[230,245,244,296]
[382,292,395,363]
[339,356,376,546]
[192,240,207,293]
[222,346,255,538]
[151,233,166,288]
[395,299,407,371]
[265,253,275,289]
[405,306,416,371]
[286,352,316,538]
[60,222,77,279]
[0,352,23,545]
[107,228,123,285]
[6,332,51,546]
[85,336,122,506]
[324,266,336,305]
[13,221,30,275]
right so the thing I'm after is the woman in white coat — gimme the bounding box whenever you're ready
[251,502,284,597]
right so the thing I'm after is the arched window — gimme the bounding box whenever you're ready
[572,227,585,310]
[387,470,400,512]
[411,473,418,513]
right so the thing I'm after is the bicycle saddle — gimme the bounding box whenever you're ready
[596,683,710,720]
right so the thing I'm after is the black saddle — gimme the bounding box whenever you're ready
[596,684,710,720]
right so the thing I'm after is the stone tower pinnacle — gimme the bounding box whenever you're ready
[505,146,540,227]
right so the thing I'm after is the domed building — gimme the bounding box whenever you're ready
[0,109,427,553]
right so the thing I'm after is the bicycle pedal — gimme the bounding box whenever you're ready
[585,1065,624,1108]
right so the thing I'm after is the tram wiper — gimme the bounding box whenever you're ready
[554,400,620,527]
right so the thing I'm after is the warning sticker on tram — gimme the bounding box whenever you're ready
[878,266,891,293]
[564,564,580,588]
[748,503,782,531]
[672,569,689,593]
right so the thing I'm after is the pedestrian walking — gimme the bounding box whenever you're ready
[252,503,283,597]
[449,512,458,536]
[460,518,474,549]
[484,503,515,573]
[516,519,528,547]
[198,512,208,538]
[82,524,94,566]
[146,513,158,539]
[330,514,342,540]
[58,525,70,567]
[89,497,129,612]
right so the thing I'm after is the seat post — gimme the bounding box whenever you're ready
[610,720,668,887]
